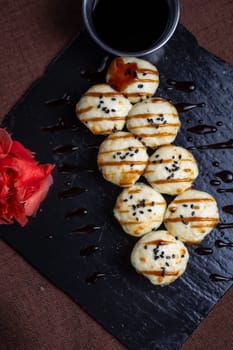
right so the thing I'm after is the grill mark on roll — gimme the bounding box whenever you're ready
[144,240,175,245]
[106,170,143,177]
[134,78,158,83]
[173,198,214,204]
[151,178,193,184]
[184,168,192,172]
[127,113,178,120]
[120,219,162,225]
[147,158,191,165]
[151,98,168,103]
[94,129,119,135]
[137,132,177,138]
[76,106,93,114]
[191,224,217,228]
[129,123,180,130]
[141,270,179,277]
[108,134,135,140]
[99,146,145,155]
[164,216,218,223]
[81,116,126,122]
[99,160,147,167]
[137,68,159,75]
[84,92,123,97]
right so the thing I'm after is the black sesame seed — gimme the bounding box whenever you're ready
[100,100,104,104]
[136,217,139,221]
[130,153,134,157]
[143,72,147,76]
[111,109,116,112]
[166,256,171,259]
[130,164,134,167]
[99,95,103,99]
[148,209,152,212]
[123,199,128,202]
[117,152,121,155]
[135,149,139,153]
[182,220,189,225]
[155,154,159,158]
[152,160,156,164]
[172,156,175,159]
[172,254,176,258]
[190,204,194,209]
[151,201,155,206]
[182,204,188,207]
[111,97,116,101]
[106,109,110,113]
[165,262,170,267]
[191,211,195,216]
[180,215,184,218]
[175,236,178,240]
[160,159,163,163]
[178,154,182,159]
[144,245,147,249]
[159,114,163,117]
[130,195,133,199]
[161,267,166,277]
[132,205,136,210]
[139,211,144,214]
[97,104,101,108]
[132,212,136,216]
[181,254,185,258]
[128,147,132,151]
[137,84,144,88]
[174,161,178,164]
[113,155,116,159]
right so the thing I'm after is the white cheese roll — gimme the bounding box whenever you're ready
[106,57,159,103]
[97,132,148,187]
[131,230,189,286]
[75,84,132,135]
[164,189,219,244]
[126,97,181,148]
[144,145,199,195]
[114,183,166,237]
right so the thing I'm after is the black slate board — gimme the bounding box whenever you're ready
[1,25,233,350]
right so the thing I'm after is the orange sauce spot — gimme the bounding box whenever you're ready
[108,58,138,91]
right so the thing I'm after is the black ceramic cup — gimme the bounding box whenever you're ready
[82,0,180,57]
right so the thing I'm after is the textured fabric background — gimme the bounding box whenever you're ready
[0,1,233,349]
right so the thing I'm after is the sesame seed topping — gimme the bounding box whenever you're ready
[111,97,116,101]
[123,199,128,202]
[144,245,147,249]
[137,84,144,89]
[191,211,195,216]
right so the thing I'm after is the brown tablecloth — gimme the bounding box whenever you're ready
[0,1,233,349]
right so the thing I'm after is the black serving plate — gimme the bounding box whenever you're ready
[1,25,233,350]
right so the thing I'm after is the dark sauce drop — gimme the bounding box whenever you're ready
[212,161,219,167]
[58,187,87,199]
[70,225,100,234]
[217,188,233,193]
[209,273,233,282]
[195,247,213,255]
[65,208,88,219]
[187,136,193,142]
[92,0,169,52]
[53,144,79,154]
[215,239,233,248]
[41,118,78,132]
[174,102,205,113]
[216,121,223,126]
[80,245,99,257]
[222,205,233,215]
[215,170,233,183]
[210,179,221,186]
[217,222,233,229]
[167,80,196,92]
[187,124,217,135]
[45,92,73,106]
[189,139,233,150]
[85,272,105,285]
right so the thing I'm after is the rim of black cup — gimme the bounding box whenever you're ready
[82,0,180,57]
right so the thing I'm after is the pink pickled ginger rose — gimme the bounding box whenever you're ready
[0,128,54,226]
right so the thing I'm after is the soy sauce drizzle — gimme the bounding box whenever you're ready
[45,92,74,106]
[195,247,213,255]
[70,225,100,234]
[210,179,221,186]
[217,222,233,229]
[80,245,99,257]
[188,139,233,150]
[187,124,217,135]
[222,205,233,215]
[209,273,233,282]
[41,118,78,132]
[215,240,233,248]
[212,161,219,167]
[217,188,233,193]
[58,187,88,199]
[65,208,88,219]
[215,170,233,183]
[57,164,81,173]
[174,102,205,113]
[80,55,111,83]
[167,79,196,92]
[85,272,106,284]
[52,144,79,154]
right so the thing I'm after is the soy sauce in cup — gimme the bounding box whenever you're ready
[82,0,180,56]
